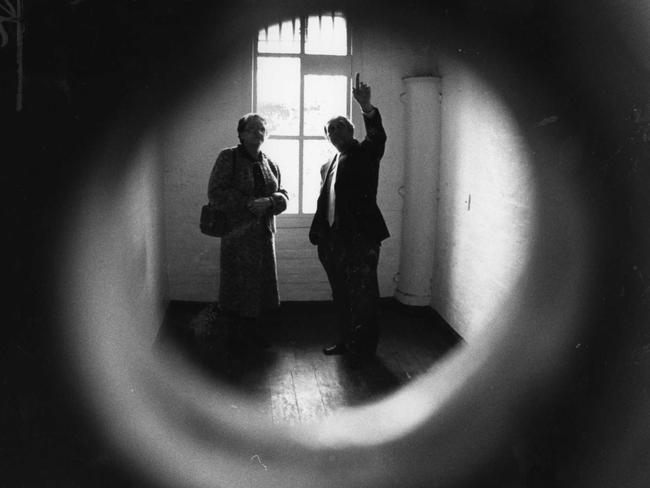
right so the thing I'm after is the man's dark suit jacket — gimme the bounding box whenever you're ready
[309,109,389,245]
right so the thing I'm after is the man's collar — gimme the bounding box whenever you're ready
[337,139,359,155]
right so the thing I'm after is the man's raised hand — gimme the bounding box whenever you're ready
[352,72,373,112]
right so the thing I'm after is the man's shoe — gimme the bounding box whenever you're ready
[322,343,347,356]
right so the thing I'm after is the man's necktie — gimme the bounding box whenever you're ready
[326,154,339,226]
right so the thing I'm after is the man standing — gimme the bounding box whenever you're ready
[309,73,389,358]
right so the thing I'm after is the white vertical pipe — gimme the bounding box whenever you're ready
[395,76,441,306]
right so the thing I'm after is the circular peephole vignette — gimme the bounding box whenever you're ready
[58,2,649,488]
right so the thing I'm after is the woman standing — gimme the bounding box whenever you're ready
[208,113,288,350]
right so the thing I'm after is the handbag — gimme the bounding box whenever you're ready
[201,149,238,237]
[200,203,229,237]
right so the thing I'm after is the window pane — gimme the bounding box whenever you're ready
[258,19,300,54]
[257,57,300,136]
[263,139,299,214]
[304,75,348,136]
[303,139,336,214]
[305,13,347,55]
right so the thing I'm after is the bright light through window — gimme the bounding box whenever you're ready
[258,19,300,54]
[256,57,300,135]
[303,140,335,214]
[304,75,348,135]
[263,139,300,214]
[305,14,347,55]
[255,12,350,216]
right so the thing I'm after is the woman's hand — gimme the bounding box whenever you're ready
[247,197,273,217]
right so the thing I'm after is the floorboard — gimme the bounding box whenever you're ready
[155,299,462,426]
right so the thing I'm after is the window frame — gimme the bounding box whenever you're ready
[253,13,353,226]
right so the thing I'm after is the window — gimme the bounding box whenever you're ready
[254,12,351,216]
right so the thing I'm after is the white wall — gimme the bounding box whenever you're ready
[126,133,168,345]
[66,126,168,350]
[432,59,536,340]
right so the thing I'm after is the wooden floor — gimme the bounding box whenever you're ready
[155,299,461,426]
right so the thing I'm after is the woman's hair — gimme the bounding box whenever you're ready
[324,115,354,135]
[237,113,267,135]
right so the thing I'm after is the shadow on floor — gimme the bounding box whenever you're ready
[154,299,462,411]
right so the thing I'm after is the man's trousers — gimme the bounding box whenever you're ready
[317,231,380,354]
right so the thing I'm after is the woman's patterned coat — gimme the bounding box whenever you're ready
[208,145,288,318]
